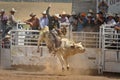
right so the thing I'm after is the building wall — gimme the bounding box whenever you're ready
[72,0,96,14]
[0,0,72,2]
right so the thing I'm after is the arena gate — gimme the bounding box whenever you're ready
[99,24,120,74]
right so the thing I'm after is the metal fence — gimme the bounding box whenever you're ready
[98,24,120,74]
[10,27,99,48]
[72,31,99,48]
[11,30,39,46]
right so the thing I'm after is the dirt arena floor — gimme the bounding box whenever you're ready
[0,2,120,80]
[0,69,120,80]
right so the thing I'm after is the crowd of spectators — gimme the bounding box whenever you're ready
[69,10,120,32]
[0,5,120,39]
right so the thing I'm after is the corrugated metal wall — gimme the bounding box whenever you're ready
[72,0,96,14]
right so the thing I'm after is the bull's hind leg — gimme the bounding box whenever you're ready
[56,54,66,71]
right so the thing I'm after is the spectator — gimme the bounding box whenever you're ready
[24,12,39,45]
[0,9,8,38]
[8,8,17,29]
[77,12,87,31]
[98,0,108,14]
[114,13,119,23]
[85,13,95,32]
[60,11,69,23]
[39,10,49,30]
[94,11,106,32]
[88,9,94,17]
[25,12,39,30]
[106,13,116,25]
[2,8,17,38]
[69,11,78,31]
[114,17,120,30]
[60,11,69,36]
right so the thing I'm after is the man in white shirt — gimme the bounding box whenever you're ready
[39,11,49,29]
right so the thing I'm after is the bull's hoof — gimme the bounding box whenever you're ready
[67,67,70,71]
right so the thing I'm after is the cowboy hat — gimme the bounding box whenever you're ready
[87,13,92,17]
[54,14,61,18]
[11,8,16,12]
[0,9,5,12]
[88,9,93,13]
[5,35,10,39]
[61,11,66,15]
[107,13,113,17]
[29,13,36,17]
[42,10,47,14]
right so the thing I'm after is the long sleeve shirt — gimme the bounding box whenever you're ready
[46,7,60,30]
[0,14,8,25]
[9,14,17,26]
[39,17,49,29]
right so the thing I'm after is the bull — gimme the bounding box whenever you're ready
[55,38,85,70]
[37,26,85,71]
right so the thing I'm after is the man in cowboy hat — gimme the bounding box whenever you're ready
[39,10,48,30]
[2,8,17,38]
[8,8,17,29]
[25,12,39,30]
[69,11,78,31]
[24,12,39,45]
[60,11,69,23]
[0,9,8,38]
[106,13,116,25]
[38,4,61,49]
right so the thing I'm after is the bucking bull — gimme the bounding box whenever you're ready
[37,26,85,71]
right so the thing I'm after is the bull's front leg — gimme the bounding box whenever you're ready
[66,60,70,70]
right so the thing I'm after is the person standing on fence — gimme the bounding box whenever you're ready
[8,8,17,29]
[106,13,116,25]
[25,13,39,30]
[24,13,39,45]
[39,10,49,30]
[0,9,8,38]
[94,11,106,32]
[60,11,69,36]
[60,11,69,23]
[2,8,17,38]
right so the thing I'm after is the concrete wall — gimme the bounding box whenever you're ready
[1,46,100,71]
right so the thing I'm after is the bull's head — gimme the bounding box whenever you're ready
[70,42,85,53]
